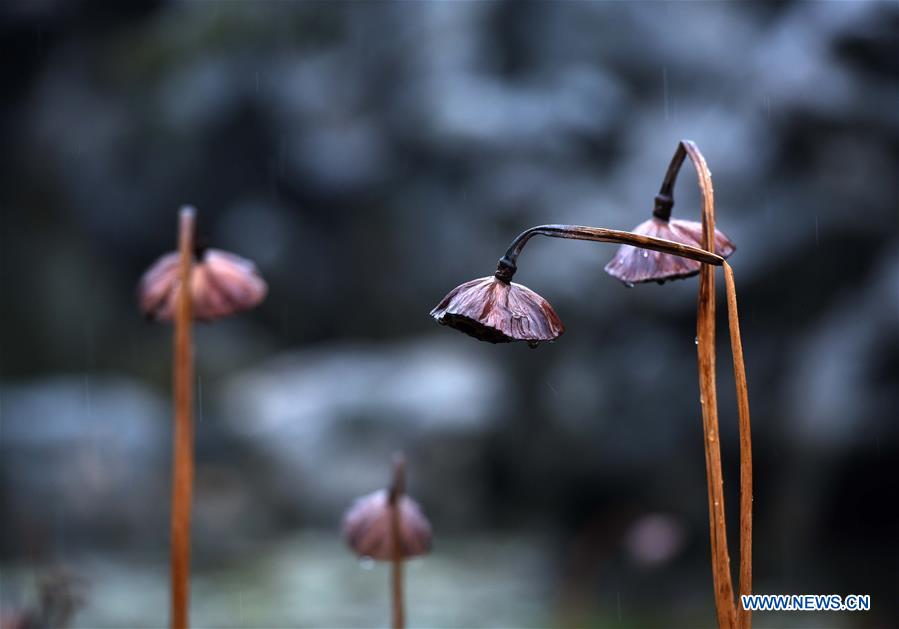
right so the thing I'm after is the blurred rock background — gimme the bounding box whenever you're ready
[1,1,896,627]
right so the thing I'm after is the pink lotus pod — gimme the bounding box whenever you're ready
[430,276,563,347]
[604,217,735,285]
[138,249,267,321]
[343,489,432,561]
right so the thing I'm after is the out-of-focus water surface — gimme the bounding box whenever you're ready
[1,1,896,627]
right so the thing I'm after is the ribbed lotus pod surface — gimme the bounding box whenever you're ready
[343,489,432,561]
[604,217,735,285]
[138,249,267,321]
[430,276,563,347]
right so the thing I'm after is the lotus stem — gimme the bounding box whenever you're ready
[652,141,690,221]
[496,224,724,282]
[171,206,196,629]
[724,261,753,629]
[389,457,406,629]
[683,141,738,629]
[485,141,752,628]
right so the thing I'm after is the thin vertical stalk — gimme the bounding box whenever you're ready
[683,142,737,629]
[390,524,404,629]
[171,207,195,629]
[724,261,753,629]
[389,458,406,629]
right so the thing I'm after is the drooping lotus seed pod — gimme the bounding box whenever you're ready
[138,248,267,321]
[430,276,563,347]
[343,489,432,560]
[604,217,734,285]
[344,456,429,629]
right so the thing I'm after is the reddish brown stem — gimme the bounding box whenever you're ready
[171,207,195,629]
[724,261,753,629]
[391,535,404,629]
[683,141,738,629]
[389,457,406,629]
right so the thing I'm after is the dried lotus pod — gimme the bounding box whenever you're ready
[605,140,737,286]
[342,455,431,629]
[138,248,267,321]
[604,217,734,285]
[138,206,268,629]
[430,223,725,346]
[430,276,563,347]
[343,489,432,560]
[427,139,754,629]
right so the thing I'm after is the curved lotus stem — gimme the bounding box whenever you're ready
[725,261,753,629]
[495,224,724,282]
[428,139,753,629]
[653,140,691,221]
[683,142,738,629]
[680,140,754,629]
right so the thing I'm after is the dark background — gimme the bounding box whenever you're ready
[1,1,897,627]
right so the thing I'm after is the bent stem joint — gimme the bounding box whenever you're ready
[494,224,724,283]
[675,140,750,629]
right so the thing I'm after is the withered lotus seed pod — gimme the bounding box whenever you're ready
[343,489,433,561]
[604,217,735,285]
[429,276,564,347]
[138,248,267,321]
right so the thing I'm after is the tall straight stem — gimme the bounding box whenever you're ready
[391,542,404,629]
[724,261,753,629]
[389,456,406,629]
[171,207,195,629]
[390,499,404,629]
[684,142,737,629]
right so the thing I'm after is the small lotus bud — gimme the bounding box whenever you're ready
[604,217,735,285]
[343,489,432,561]
[138,248,267,321]
[430,276,563,346]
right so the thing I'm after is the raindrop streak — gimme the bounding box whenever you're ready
[280,306,290,338]
[83,374,93,420]
[616,591,622,624]
[662,67,670,121]
[694,336,699,345]
[545,381,559,396]
[197,375,204,423]
[83,315,95,368]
